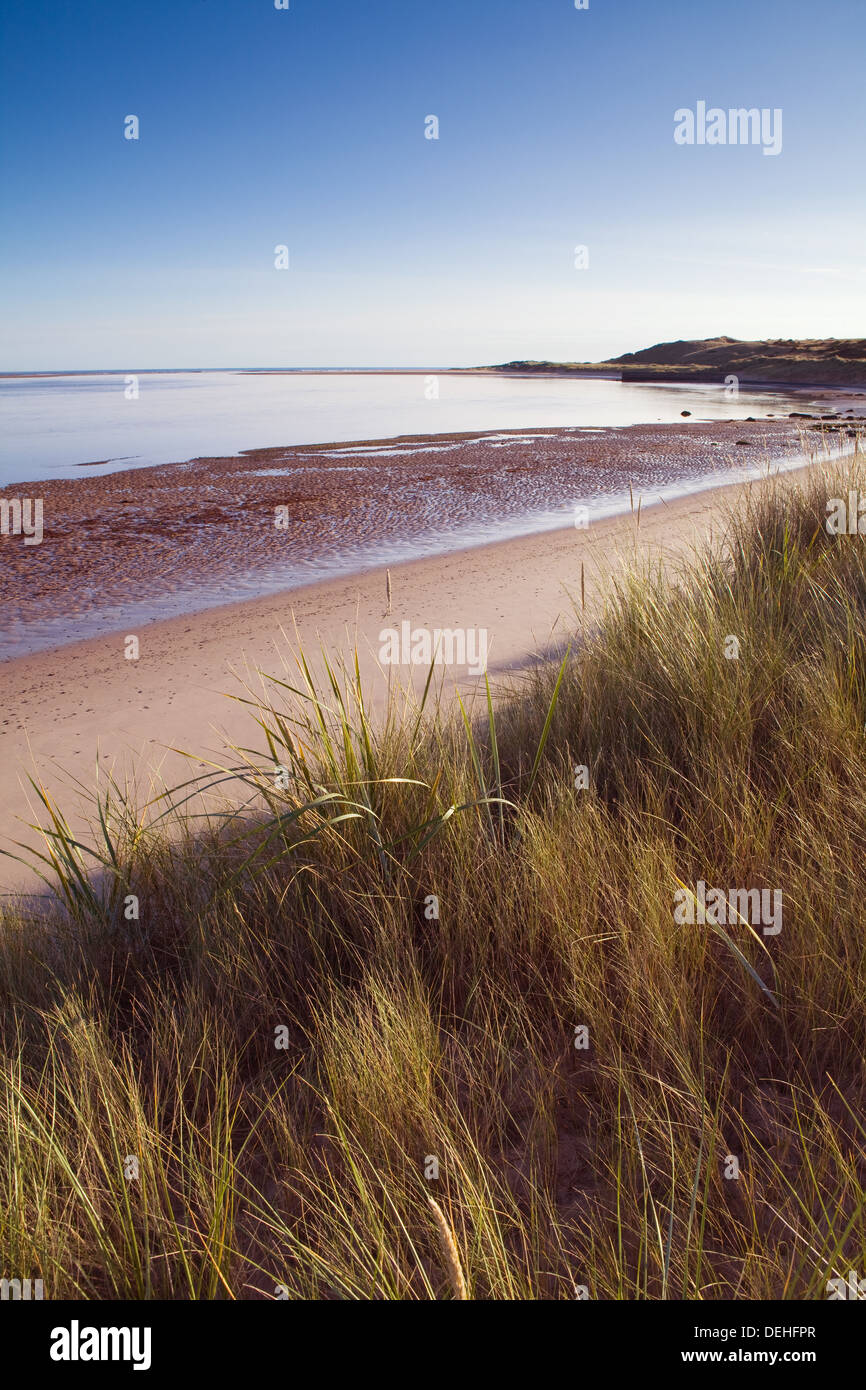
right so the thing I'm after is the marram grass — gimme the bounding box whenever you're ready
[1,458,865,1300]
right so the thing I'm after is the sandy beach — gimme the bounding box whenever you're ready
[4,410,860,659]
[6,0,866,1319]
[0,453,830,892]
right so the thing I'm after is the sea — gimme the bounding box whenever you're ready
[0,370,826,488]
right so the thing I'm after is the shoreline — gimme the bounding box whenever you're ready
[4,413,859,662]
[4,370,866,388]
[1,368,617,380]
[0,455,831,891]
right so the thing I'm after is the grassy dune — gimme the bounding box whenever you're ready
[486,336,866,386]
[2,458,866,1300]
[612,336,866,386]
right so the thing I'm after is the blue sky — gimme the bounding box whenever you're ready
[1,0,864,369]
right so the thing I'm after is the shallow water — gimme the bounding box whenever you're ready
[0,423,853,662]
[0,370,824,487]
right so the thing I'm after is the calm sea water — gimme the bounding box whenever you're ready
[0,371,809,487]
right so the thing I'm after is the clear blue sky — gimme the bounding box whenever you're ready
[1,0,863,369]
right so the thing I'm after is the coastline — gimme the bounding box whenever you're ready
[0,453,830,891]
[1,414,849,661]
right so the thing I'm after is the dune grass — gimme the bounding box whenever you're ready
[1,457,865,1300]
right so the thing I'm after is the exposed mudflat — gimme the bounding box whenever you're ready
[4,414,857,659]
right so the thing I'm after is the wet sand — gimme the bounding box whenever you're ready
[2,414,856,660]
[0,452,835,894]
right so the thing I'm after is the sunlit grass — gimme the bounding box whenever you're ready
[1,455,865,1299]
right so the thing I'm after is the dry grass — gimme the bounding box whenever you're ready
[1,457,865,1300]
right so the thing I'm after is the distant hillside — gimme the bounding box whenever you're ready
[610,337,866,386]
[475,360,611,375]
[481,338,866,387]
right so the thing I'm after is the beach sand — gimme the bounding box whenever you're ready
[0,456,827,894]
